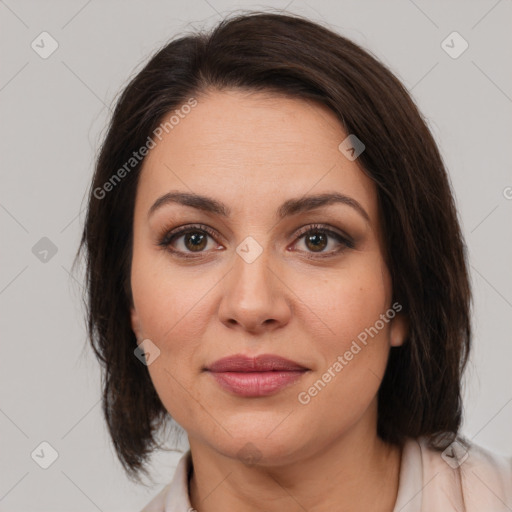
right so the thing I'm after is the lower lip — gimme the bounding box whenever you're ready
[207,370,307,397]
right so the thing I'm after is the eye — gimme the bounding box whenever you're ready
[158,223,354,259]
[292,223,354,258]
[158,224,221,258]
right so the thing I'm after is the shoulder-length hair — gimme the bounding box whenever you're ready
[77,11,471,482]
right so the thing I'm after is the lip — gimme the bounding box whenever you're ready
[205,354,309,397]
[206,354,308,372]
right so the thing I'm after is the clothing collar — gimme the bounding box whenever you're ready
[392,437,423,511]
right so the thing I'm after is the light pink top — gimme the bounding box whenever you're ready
[140,436,512,511]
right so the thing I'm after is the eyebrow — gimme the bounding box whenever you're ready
[148,191,370,222]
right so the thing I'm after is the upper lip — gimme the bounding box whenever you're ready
[205,354,309,372]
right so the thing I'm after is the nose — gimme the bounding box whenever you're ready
[218,248,292,334]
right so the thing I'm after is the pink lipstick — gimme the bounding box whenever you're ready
[205,354,308,397]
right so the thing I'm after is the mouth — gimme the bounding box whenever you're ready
[204,354,309,397]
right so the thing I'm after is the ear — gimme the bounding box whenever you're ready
[389,312,408,347]
[130,307,143,342]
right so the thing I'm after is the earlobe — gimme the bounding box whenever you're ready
[390,312,408,347]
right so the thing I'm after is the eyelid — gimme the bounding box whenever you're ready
[158,223,220,246]
[293,223,354,246]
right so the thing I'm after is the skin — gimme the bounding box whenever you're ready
[130,89,409,512]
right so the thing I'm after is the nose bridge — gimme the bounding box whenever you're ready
[218,237,290,331]
[230,238,274,304]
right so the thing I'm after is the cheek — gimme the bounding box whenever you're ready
[131,239,212,342]
[296,258,391,349]
[130,254,212,424]
[130,248,220,414]
[293,258,393,401]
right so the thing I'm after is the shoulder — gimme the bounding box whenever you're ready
[416,435,512,511]
[139,482,172,512]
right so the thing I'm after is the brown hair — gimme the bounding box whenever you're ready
[76,11,472,482]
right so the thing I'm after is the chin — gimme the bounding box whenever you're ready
[207,432,304,468]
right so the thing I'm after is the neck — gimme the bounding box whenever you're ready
[188,429,402,512]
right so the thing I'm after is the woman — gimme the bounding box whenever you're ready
[77,11,512,512]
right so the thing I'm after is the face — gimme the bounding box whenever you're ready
[130,89,407,466]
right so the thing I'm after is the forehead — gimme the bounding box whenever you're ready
[137,89,377,221]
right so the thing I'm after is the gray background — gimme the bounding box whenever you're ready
[1,0,511,510]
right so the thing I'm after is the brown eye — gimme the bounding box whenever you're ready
[304,231,328,252]
[293,224,354,257]
[159,224,220,258]
[182,232,208,252]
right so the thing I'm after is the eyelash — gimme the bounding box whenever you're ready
[157,223,354,260]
